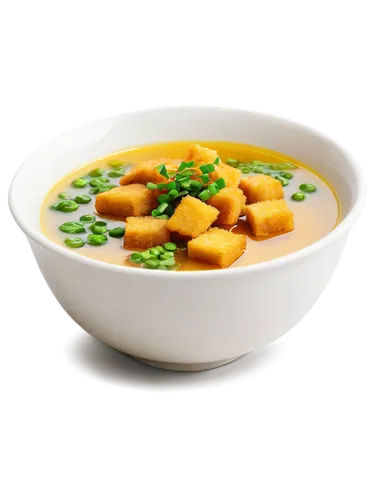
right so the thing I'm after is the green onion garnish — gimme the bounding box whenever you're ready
[178,161,194,172]
[157,193,172,204]
[157,202,169,213]
[199,189,211,201]
[215,177,226,189]
[156,164,169,178]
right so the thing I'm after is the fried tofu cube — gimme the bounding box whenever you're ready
[239,174,284,203]
[207,188,246,225]
[211,164,242,188]
[124,216,170,249]
[245,199,294,236]
[119,158,177,186]
[95,184,156,218]
[167,196,219,238]
[184,144,218,165]
[188,228,246,268]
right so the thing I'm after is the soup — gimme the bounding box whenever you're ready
[41,141,340,271]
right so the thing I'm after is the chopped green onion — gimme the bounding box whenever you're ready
[164,205,174,216]
[109,227,125,238]
[157,202,169,213]
[279,172,294,180]
[108,160,124,168]
[64,237,85,248]
[89,177,109,187]
[87,234,108,246]
[151,209,161,217]
[144,258,160,269]
[215,177,226,189]
[157,183,166,190]
[291,192,306,202]
[190,180,203,189]
[274,175,289,187]
[160,252,174,260]
[168,189,179,198]
[199,189,211,201]
[150,248,162,256]
[59,222,86,234]
[173,190,189,199]
[200,174,210,183]
[58,192,71,199]
[157,194,172,204]
[156,164,169,178]
[130,252,143,262]
[227,158,239,167]
[164,242,177,251]
[180,180,191,189]
[178,161,194,172]
[75,194,92,204]
[80,214,96,223]
[175,174,189,182]
[160,258,175,267]
[200,164,215,173]
[156,215,169,219]
[208,183,219,196]
[89,168,105,177]
[108,169,125,178]
[97,184,117,192]
[166,181,177,191]
[299,183,317,193]
[72,178,88,188]
[146,182,158,190]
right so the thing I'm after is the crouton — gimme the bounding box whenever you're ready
[95,184,156,218]
[207,188,246,225]
[119,158,177,186]
[211,164,241,188]
[245,199,294,236]
[124,216,170,249]
[188,228,246,268]
[239,174,284,203]
[167,196,219,238]
[184,144,218,166]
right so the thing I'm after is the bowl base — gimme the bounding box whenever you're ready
[63,330,286,392]
[131,355,242,372]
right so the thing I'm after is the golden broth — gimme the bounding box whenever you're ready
[41,141,341,271]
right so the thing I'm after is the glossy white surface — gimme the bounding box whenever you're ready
[9,108,366,368]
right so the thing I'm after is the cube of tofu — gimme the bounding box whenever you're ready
[167,196,219,238]
[184,144,218,165]
[245,199,294,236]
[210,164,242,188]
[124,217,170,249]
[207,188,246,225]
[239,174,284,203]
[95,184,156,218]
[188,228,247,268]
[119,158,177,186]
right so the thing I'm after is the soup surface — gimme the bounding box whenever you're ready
[41,141,340,271]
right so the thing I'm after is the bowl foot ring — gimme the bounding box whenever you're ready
[131,355,242,372]
[63,330,287,392]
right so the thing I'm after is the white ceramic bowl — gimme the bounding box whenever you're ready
[9,107,366,371]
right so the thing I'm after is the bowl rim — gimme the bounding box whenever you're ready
[9,106,367,279]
